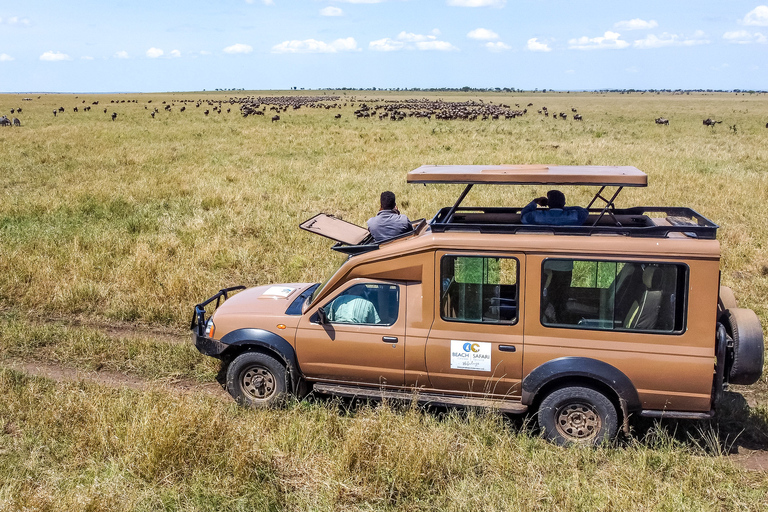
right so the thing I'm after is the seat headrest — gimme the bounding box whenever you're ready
[642,266,662,289]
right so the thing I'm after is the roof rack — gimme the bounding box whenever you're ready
[429,206,718,239]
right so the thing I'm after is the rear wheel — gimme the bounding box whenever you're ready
[226,352,288,408]
[538,386,618,446]
[724,308,764,385]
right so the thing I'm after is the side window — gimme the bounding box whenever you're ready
[441,255,518,324]
[325,283,399,326]
[541,259,687,333]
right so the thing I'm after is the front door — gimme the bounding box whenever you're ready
[296,279,406,387]
[425,252,525,397]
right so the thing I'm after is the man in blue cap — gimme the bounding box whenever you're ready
[521,190,589,226]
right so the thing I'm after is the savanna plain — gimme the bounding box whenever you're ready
[1,90,767,511]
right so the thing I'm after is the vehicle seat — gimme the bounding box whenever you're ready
[624,266,663,330]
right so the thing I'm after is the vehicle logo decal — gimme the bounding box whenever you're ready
[451,340,491,371]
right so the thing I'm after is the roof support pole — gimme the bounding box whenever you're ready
[444,184,473,224]
[588,186,624,226]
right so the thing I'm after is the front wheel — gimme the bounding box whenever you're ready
[538,386,618,446]
[226,352,288,408]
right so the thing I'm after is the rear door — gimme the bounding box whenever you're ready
[424,251,525,397]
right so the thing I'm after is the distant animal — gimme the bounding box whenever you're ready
[573,114,583,121]
[334,114,341,119]
[53,110,57,117]
[73,107,78,112]
[151,111,155,118]
[12,117,20,127]
[655,117,669,125]
[111,112,117,121]
[703,118,721,127]
[103,108,107,114]
[9,109,14,114]
[16,108,21,114]
[271,115,280,122]
[58,107,64,112]
[0,116,10,126]
[765,122,768,128]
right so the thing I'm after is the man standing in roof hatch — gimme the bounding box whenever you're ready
[521,189,589,226]
[367,191,413,243]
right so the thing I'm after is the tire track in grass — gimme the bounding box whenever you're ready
[0,358,229,401]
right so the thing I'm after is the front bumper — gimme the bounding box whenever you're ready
[192,331,228,358]
[190,285,246,358]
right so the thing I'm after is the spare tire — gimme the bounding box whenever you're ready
[718,286,738,312]
[724,308,764,385]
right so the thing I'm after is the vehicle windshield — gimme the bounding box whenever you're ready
[306,259,346,308]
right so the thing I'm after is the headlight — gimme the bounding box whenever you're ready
[204,319,215,339]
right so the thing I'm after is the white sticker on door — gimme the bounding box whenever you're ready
[450,340,492,371]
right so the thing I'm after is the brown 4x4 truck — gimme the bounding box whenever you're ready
[192,165,764,445]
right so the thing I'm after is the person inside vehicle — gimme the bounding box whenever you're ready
[327,285,381,324]
[367,191,413,243]
[520,190,589,226]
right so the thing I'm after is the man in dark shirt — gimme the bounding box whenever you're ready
[367,191,413,243]
[521,190,589,226]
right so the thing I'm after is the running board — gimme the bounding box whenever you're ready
[639,409,714,420]
[312,383,528,414]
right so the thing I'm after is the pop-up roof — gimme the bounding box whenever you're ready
[407,165,648,187]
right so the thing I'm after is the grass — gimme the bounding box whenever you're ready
[1,90,768,509]
[1,369,768,511]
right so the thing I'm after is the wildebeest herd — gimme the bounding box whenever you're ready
[3,95,767,129]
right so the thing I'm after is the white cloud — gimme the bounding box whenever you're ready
[569,31,629,50]
[633,32,709,49]
[369,38,405,51]
[416,40,458,51]
[223,43,253,54]
[334,0,386,3]
[81,56,94,60]
[146,47,164,58]
[6,16,31,26]
[448,0,506,6]
[723,30,768,44]
[272,37,359,53]
[370,32,457,51]
[247,0,274,4]
[114,50,129,59]
[0,53,14,62]
[614,19,658,30]
[200,50,212,55]
[485,41,511,52]
[742,6,768,26]
[398,31,434,43]
[40,51,71,61]
[468,28,499,40]
[170,49,182,57]
[526,38,551,52]
[321,6,343,16]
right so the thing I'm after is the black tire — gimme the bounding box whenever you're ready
[538,386,618,446]
[226,352,288,408]
[724,308,764,385]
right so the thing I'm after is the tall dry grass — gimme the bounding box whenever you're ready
[1,369,767,511]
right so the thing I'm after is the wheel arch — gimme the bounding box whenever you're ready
[220,328,301,391]
[522,357,642,424]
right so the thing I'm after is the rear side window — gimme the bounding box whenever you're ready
[441,255,518,324]
[541,259,687,333]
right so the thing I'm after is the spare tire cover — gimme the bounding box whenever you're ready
[725,308,764,385]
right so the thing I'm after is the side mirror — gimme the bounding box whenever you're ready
[317,307,328,325]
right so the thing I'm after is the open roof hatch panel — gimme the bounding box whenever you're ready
[300,213,370,246]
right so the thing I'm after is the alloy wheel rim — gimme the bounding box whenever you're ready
[241,366,276,400]
[555,402,601,442]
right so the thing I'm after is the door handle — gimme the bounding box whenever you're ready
[499,345,516,352]
[382,336,399,343]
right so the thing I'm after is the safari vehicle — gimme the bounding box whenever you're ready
[192,165,764,446]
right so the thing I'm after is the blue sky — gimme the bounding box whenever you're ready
[1,1,767,92]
